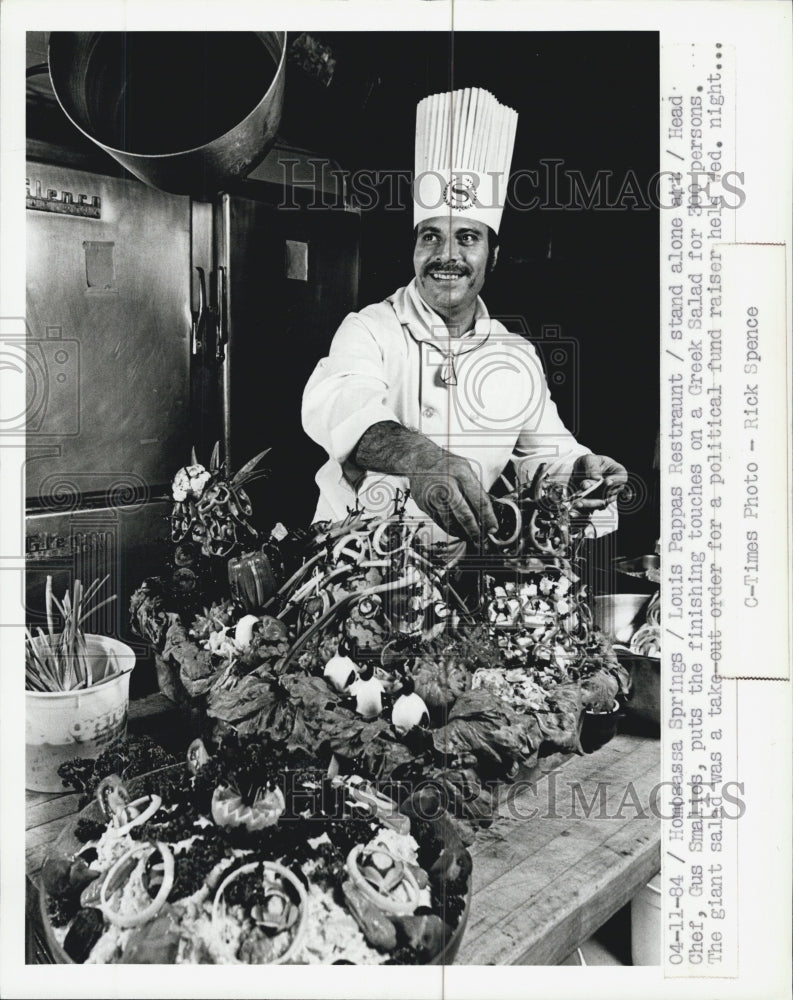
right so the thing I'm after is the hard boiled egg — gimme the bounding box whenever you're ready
[324,652,359,693]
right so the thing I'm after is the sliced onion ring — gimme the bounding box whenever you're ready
[487,497,522,547]
[112,795,162,836]
[345,844,421,915]
[212,861,308,965]
[99,841,174,928]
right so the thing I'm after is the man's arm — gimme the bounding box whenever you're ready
[303,313,498,542]
[302,313,402,467]
[353,422,498,543]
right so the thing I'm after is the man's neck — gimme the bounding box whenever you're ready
[428,302,477,339]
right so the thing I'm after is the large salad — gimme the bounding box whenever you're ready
[42,736,471,965]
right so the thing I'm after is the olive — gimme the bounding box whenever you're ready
[143,852,166,899]
[75,845,98,866]
[63,907,105,963]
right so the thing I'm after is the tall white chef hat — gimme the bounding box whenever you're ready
[414,87,519,234]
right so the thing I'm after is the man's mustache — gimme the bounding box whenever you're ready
[423,262,471,277]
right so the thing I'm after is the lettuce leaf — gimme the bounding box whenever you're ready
[432,690,536,769]
[160,618,217,698]
[207,673,278,723]
[533,681,583,752]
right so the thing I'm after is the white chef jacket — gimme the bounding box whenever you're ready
[302,280,616,539]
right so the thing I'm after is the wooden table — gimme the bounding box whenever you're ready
[459,731,660,964]
[26,696,660,966]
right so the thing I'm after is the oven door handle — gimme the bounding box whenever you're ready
[191,266,207,355]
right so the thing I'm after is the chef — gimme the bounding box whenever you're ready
[302,87,626,547]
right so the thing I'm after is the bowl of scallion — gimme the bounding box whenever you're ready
[26,576,136,792]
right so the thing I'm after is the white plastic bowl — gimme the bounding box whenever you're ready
[26,634,136,792]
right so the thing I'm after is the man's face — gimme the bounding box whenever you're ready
[413,217,494,321]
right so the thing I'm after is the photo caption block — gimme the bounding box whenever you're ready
[661,40,741,978]
[717,243,789,681]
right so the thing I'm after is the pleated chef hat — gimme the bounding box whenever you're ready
[414,87,519,234]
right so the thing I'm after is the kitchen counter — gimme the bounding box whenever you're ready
[460,730,659,964]
[25,697,660,966]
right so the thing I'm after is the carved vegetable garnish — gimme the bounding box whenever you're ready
[211,861,308,965]
[63,907,105,963]
[211,780,285,831]
[346,844,421,916]
[323,651,359,693]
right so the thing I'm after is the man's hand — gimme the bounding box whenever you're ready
[352,421,498,543]
[569,453,628,512]
[408,453,499,543]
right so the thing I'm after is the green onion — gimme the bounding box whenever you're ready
[25,577,118,692]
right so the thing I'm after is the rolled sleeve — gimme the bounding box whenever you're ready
[302,313,401,466]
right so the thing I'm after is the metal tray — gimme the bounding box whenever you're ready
[616,649,660,730]
[613,555,660,582]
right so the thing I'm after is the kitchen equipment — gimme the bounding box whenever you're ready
[47,32,286,197]
[592,593,653,644]
[25,164,192,494]
[27,33,361,698]
[580,700,622,755]
[25,159,192,694]
[25,155,360,692]
[614,554,660,583]
[214,193,360,528]
[26,634,136,792]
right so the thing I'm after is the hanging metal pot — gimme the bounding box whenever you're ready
[47,31,287,198]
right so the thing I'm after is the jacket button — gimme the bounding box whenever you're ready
[422,406,435,418]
